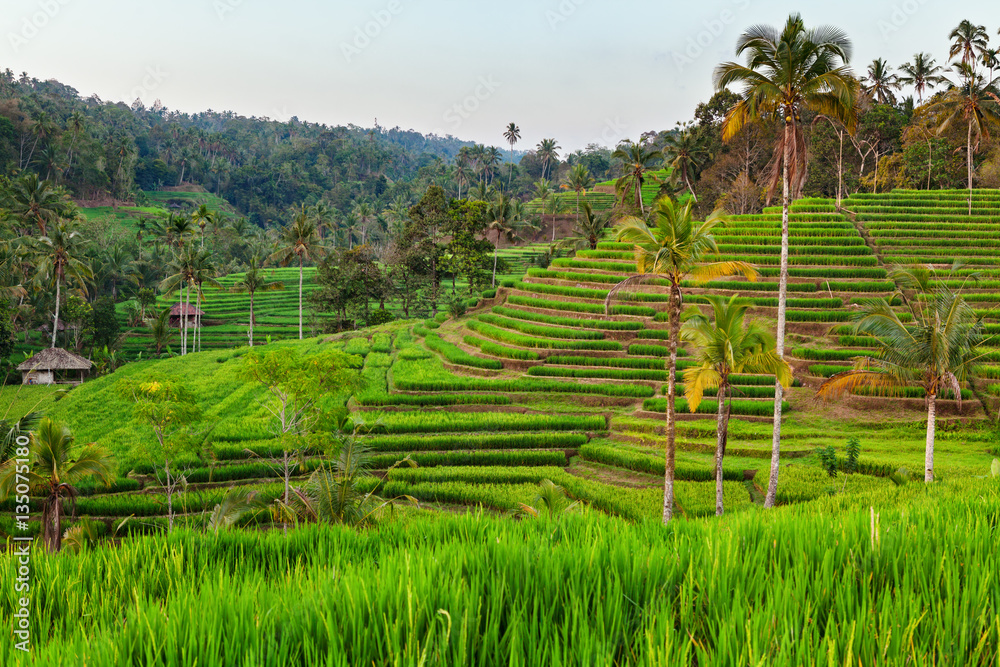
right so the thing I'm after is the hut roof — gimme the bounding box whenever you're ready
[170,303,206,316]
[17,348,93,372]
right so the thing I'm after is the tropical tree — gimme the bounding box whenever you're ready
[26,221,94,349]
[863,58,902,105]
[191,250,221,353]
[148,307,172,356]
[715,13,857,507]
[557,201,612,251]
[606,198,757,523]
[980,48,999,86]
[949,20,990,67]
[681,295,792,516]
[563,163,594,226]
[503,122,521,191]
[120,379,200,532]
[818,268,985,483]
[486,192,532,287]
[0,418,114,552]
[230,255,285,346]
[543,192,567,245]
[191,205,214,249]
[4,173,70,236]
[159,246,196,355]
[537,138,561,180]
[899,53,947,104]
[268,209,323,340]
[612,139,662,216]
[929,64,1000,215]
[662,124,709,202]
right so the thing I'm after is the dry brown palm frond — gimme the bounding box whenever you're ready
[604,274,670,315]
[817,369,904,400]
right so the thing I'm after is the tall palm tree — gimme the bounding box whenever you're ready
[532,179,554,242]
[191,250,221,353]
[352,202,376,246]
[681,295,792,516]
[486,192,532,287]
[269,209,323,340]
[980,48,999,86]
[949,20,990,68]
[543,191,567,245]
[537,138,561,181]
[662,124,709,202]
[485,146,504,185]
[863,58,902,105]
[715,13,856,508]
[191,205,214,250]
[929,64,1000,215]
[899,53,947,104]
[606,198,757,523]
[4,173,69,236]
[503,122,521,191]
[26,222,94,348]
[557,201,612,251]
[0,418,114,552]
[230,256,285,346]
[818,269,984,483]
[159,246,197,355]
[612,139,662,216]
[563,163,594,226]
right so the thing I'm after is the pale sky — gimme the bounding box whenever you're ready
[3,0,998,151]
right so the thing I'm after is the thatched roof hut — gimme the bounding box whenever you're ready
[17,348,93,386]
[170,303,206,326]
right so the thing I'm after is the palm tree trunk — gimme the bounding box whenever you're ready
[714,384,729,517]
[663,282,681,524]
[51,277,61,348]
[765,120,793,509]
[925,393,937,483]
[492,231,500,287]
[184,282,192,355]
[298,255,304,340]
[967,120,974,216]
[249,291,255,347]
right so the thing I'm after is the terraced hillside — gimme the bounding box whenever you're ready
[7,190,998,535]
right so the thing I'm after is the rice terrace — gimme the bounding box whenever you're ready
[2,4,1000,665]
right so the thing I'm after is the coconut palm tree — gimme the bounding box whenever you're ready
[543,192,567,245]
[681,295,792,516]
[352,202,376,246]
[191,250,221,353]
[606,198,757,523]
[191,205,214,250]
[899,53,947,104]
[486,193,534,287]
[503,122,521,191]
[818,269,984,483]
[268,209,323,340]
[980,48,999,86]
[928,64,1000,215]
[148,307,172,356]
[25,222,93,349]
[715,13,857,508]
[230,256,285,347]
[863,58,902,105]
[537,138,561,180]
[159,245,197,355]
[949,20,990,68]
[0,412,42,466]
[557,201,612,251]
[0,418,114,552]
[662,124,709,202]
[612,139,662,216]
[4,173,69,236]
[563,163,594,226]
